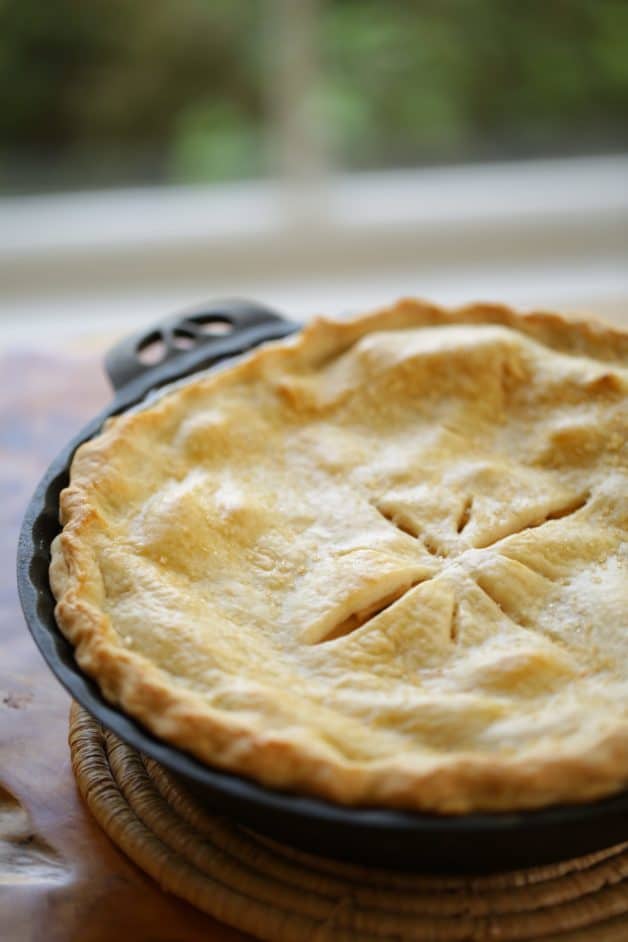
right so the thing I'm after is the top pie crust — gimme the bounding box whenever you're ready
[50,300,628,813]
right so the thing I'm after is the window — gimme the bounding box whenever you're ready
[1,1,626,341]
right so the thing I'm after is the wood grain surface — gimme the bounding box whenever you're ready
[0,350,247,942]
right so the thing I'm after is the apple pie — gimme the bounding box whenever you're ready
[50,300,628,812]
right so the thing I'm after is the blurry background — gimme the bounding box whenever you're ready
[1,0,627,348]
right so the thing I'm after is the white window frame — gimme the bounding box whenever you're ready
[1,154,626,301]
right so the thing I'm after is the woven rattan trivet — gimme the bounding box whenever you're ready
[69,703,628,942]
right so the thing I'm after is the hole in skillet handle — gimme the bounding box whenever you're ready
[137,331,168,365]
[104,299,296,395]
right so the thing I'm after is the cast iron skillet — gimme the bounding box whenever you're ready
[17,298,628,873]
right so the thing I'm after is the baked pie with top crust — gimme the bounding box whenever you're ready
[50,300,628,813]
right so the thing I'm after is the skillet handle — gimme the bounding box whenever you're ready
[104,299,292,393]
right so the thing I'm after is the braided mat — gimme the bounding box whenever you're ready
[69,703,628,941]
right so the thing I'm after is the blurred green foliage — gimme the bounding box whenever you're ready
[0,0,626,193]
[0,0,265,190]
[320,0,628,167]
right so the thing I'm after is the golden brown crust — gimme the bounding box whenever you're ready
[50,299,628,812]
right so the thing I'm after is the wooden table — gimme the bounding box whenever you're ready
[0,349,247,941]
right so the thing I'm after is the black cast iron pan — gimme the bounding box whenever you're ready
[17,298,628,873]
